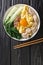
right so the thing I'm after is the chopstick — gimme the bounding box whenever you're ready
[13,38,43,49]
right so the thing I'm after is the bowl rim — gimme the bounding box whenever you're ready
[3,4,40,41]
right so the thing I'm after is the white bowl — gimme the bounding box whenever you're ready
[3,4,40,41]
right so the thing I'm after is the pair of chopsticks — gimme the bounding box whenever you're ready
[13,38,43,49]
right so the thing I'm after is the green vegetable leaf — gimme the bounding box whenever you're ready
[4,22,22,39]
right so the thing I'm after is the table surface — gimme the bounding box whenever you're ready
[0,0,43,65]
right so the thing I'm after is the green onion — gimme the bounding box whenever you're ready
[4,6,18,23]
[5,7,23,25]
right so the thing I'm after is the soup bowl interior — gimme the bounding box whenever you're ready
[3,4,40,41]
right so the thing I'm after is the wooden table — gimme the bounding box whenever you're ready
[0,0,43,65]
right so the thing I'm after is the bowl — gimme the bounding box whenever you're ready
[3,4,40,41]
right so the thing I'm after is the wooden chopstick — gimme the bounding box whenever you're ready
[13,38,43,49]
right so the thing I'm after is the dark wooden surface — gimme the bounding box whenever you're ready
[0,0,43,65]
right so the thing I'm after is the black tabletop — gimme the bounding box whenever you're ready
[0,0,43,65]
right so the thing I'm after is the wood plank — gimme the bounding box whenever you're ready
[10,0,21,65]
[0,0,43,65]
[31,43,43,65]
[11,0,30,65]
[0,0,11,65]
[30,0,43,65]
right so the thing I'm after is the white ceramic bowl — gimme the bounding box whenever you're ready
[3,4,40,41]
